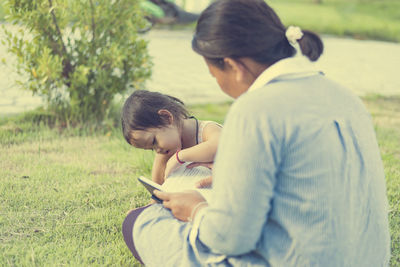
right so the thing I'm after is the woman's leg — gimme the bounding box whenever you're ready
[126,204,233,266]
[122,205,151,265]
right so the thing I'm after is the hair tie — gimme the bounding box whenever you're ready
[285,26,303,45]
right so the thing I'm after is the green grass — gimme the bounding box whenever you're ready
[363,95,400,266]
[0,132,153,266]
[0,97,399,266]
[269,0,400,42]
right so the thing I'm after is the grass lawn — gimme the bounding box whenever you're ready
[363,95,400,267]
[268,0,400,42]
[0,97,399,266]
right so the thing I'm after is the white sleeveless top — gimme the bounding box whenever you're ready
[197,120,222,143]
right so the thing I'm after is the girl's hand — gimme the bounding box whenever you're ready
[186,162,214,170]
[164,154,182,179]
[153,190,207,222]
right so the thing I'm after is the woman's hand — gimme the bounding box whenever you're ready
[153,190,207,222]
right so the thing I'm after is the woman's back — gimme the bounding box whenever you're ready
[213,71,390,266]
[123,1,390,265]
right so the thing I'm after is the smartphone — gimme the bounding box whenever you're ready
[137,176,163,203]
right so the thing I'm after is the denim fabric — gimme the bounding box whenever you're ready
[133,63,390,266]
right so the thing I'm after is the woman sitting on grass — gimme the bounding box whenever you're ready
[122,0,390,266]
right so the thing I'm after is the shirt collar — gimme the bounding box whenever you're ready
[248,55,322,92]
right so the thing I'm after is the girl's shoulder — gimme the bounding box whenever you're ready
[199,120,222,129]
[198,120,222,143]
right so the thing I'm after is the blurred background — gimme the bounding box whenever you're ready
[0,0,399,116]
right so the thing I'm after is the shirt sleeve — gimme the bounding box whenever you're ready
[193,97,282,255]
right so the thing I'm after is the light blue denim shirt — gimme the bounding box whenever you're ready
[133,57,390,267]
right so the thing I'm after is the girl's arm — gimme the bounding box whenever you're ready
[178,122,222,163]
[151,153,171,184]
[164,122,221,179]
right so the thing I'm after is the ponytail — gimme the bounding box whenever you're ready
[298,30,324,61]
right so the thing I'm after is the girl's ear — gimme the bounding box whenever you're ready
[157,109,174,125]
[224,58,247,83]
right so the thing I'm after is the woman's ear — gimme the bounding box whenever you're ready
[157,109,174,125]
[224,58,247,83]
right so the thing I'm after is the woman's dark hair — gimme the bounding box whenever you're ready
[121,90,190,145]
[192,0,323,69]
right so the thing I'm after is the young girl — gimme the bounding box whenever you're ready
[121,90,222,185]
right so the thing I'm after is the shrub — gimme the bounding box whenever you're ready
[2,0,152,124]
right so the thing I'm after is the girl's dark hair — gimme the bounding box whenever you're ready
[192,0,323,69]
[121,90,190,145]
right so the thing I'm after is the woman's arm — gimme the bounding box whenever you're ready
[193,102,280,255]
[158,100,279,254]
[151,153,171,184]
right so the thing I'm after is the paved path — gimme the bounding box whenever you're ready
[1,27,400,115]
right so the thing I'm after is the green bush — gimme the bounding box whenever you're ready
[2,0,152,124]
[0,3,5,21]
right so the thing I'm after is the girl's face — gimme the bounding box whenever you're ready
[129,124,181,156]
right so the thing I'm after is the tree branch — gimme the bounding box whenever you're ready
[48,0,73,80]
[89,0,96,45]
[48,0,67,55]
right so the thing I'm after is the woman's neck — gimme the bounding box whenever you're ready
[180,118,198,149]
[239,57,269,86]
